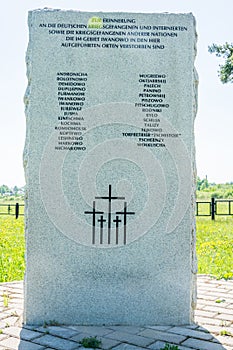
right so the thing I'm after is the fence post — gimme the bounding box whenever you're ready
[15,203,19,219]
[211,197,215,220]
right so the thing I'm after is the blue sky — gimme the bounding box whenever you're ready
[0,0,232,186]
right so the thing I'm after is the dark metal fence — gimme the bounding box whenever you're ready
[0,199,233,220]
[0,203,24,219]
[196,198,233,220]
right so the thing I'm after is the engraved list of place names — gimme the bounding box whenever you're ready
[123,73,181,149]
[136,73,179,148]
[55,72,87,151]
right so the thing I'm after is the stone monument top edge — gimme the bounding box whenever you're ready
[28,8,196,18]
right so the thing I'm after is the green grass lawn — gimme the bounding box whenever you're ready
[0,214,232,282]
[196,217,233,280]
[0,216,25,282]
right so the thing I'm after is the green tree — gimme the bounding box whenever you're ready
[196,176,209,191]
[0,184,10,195]
[208,42,233,83]
[196,176,202,191]
[13,185,19,194]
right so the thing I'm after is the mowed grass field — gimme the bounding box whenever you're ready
[0,216,25,282]
[196,217,233,280]
[0,199,25,282]
[0,205,233,282]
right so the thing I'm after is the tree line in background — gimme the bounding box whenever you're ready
[196,177,233,199]
[1,179,233,200]
[0,184,25,197]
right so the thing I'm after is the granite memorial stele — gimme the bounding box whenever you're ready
[24,9,198,325]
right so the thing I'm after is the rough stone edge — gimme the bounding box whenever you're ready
[27,7,195,16]
[191,14,199,323]
[23,10,34,325]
